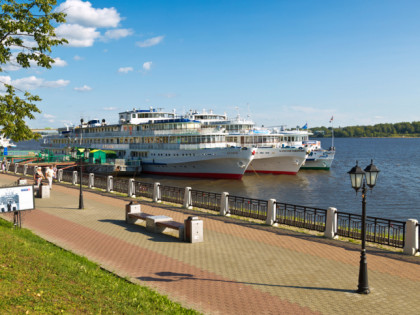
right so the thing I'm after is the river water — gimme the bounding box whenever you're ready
[133,138,420,222]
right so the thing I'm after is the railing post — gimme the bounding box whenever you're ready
[153,182,161,203]
[5,161,10,172]
[57,169,63,182]
[403,219,419,256]
[88,173,94,189]
[128,178,135,198]
[325,207,338,239]
[183,187,192,209]
[72,171,78,185]
[23,164,28,176]
[32,165,37,176]
[107,176,113,192]
[220,192,230,216]
[14,163,19,174]
[266,199,277,226]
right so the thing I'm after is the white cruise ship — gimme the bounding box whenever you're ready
[185,110,308,175]
[41,108,255,179]
[0,134,16,148]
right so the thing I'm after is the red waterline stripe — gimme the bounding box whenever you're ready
[142,171,243,179]
[245,170,297,175]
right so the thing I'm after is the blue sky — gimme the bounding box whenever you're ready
[3,0,420,129]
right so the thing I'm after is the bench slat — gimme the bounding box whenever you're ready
[128,212,153,219]
[156,221,184,230]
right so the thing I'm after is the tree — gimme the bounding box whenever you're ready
[0,0,66,141]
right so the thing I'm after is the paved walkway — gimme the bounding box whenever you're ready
[1,173,419,314]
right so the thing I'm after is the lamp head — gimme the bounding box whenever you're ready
[348,161,365,192]
[364,159,380,189]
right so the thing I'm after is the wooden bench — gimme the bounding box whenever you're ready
[156,220,185,241]
[126,211,154,224]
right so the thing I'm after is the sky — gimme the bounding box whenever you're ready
[3,0,420,129]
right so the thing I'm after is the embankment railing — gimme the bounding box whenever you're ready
[7,164,416,251]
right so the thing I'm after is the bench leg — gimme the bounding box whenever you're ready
[179,227,185,241]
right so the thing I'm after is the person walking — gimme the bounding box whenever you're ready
[34,167,45,187]
[1,161,5,174]
[45,166,54,189]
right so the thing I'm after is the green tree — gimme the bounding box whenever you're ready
[0,0,66,141]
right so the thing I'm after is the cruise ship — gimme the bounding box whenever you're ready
[185,110,308,175]
[41,108,255,179]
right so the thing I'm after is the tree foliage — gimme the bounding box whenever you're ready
[311,121,420,138]
[0,0,66,141]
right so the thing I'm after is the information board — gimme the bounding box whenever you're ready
[0,185,34,212]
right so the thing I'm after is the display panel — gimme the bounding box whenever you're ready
[0,185,34,212]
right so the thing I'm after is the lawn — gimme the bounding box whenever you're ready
[0,218,200,314]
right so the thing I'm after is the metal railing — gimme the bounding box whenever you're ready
[94,175,108,190]
[417,223,420,253]
[160,185,184,204]
[228,195,267,220]
[133,181,154,198]
[6,165,415,250]
[337,212,405,248]
[191,190,221,212]
[275,203,327,232]
[62,170,73,183]
[113,178,128,193]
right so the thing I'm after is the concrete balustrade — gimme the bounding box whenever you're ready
[23,164,28,175]
[266,199,277,226]
[325,207,338,239]
[107,176,113,192]
[153,182,161,203]
[220,192,230,216]
[183,187,192,209]
[128,178,135,197]
[57,169,63,182]
[14,163,18,174]
[88,173,94,189]
[404,219,419,256]
[72,171,78,185]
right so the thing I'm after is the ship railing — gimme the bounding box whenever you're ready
[160,185,184,204]
[133,181,154,198]
[191,190,221,212]
[275,203,327,232]
[336,211,406,248]
[228,195,268,220]
[129,142,230,150]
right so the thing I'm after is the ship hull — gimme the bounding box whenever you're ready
[245,148,307,175]
[140,147,253,179]
[301,150,335,170]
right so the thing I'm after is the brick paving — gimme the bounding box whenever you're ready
[1,173,420,314]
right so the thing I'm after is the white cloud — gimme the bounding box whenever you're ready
[103,107,117,111]
[74,85,92,92]
[73,55,84,61]
[0,75,69,90]
[143,61,152,71]
[56,24,100,47]
[56,0,121,28]
[104,28,133,40]
[118,67,133,74]
[136,36,164,48]
[52,57,67,67]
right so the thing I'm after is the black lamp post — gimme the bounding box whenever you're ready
[71,147,90,209]
[348,160,380,294]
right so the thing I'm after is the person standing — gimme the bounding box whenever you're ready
[45,166,54,189]
[1,161,5,174]
[34,167,44,187]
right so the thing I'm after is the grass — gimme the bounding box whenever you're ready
[0,218,200,315]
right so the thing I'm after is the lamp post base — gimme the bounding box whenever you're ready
[357,249,370,294]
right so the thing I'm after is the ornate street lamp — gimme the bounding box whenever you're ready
[348,160,380,294]
[71,147,90,209]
